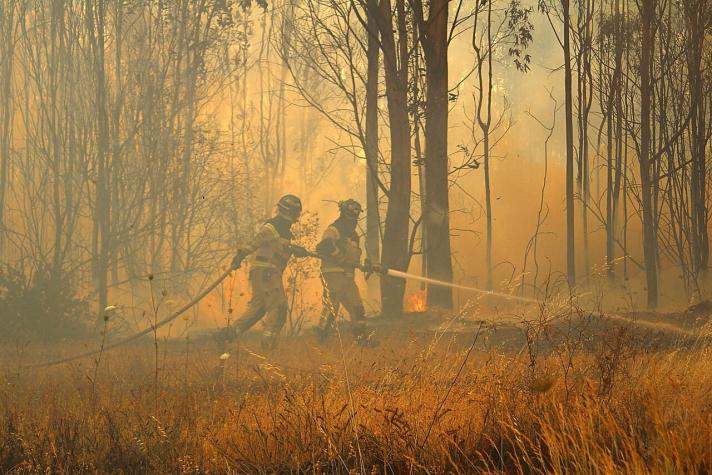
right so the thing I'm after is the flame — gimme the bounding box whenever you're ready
[405,289,427,313]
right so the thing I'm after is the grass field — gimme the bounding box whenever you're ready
[1,305,711,473]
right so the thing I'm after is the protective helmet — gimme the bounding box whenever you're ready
[277,194,302,221]
[339,199,362,220]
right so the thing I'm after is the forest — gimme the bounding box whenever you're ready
[0,0,711,472]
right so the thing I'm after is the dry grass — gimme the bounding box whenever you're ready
[1,315,711,474]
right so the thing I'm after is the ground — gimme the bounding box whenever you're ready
[1,302,711,473]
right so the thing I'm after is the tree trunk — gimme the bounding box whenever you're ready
[638,0,658,307]
[87,0,111,317]
[607,0,624,283]
[685,0,709,274]
[365,0,381,302]
[475,0,494,291]
[605,55,615,283]
[421,0,453,309]
[563,0,576,288]
[0,1,15,259]
[483,129,493,290]
[376,0,411,316]
[577,0,593,279]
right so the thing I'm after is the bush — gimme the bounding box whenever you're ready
[0,265,90,341]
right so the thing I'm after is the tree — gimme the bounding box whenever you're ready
[0,0,18,258]
[410,0,453,309]
[539,0,577,290]
[470,0,532,291]
[684,0,710,275]
[562,0,576,290]
[364,0,381,298]
[637,0,659,307]
[369,0,412,316]
[574,0,594,277]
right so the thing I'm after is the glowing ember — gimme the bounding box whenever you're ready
[405,289,427,313]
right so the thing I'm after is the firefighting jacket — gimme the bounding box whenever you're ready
[247,216,293,271]
[316,217,362,274]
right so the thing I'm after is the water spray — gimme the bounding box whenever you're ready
[377,267,703,338]
[382,268,538,304]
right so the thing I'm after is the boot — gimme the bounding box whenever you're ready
[261,333,278,351]
[315,316,334,342]
[213,325,236,345]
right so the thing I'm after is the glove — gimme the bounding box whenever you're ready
[289,245,311,258]
[371,262,386,274]
[360,260,386,275]
[315,238,340,258]
[230,250,249,270]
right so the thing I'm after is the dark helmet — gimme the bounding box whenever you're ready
[339,199,362,220]
[277,194,302,221]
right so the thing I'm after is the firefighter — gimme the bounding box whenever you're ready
[316,199,379,344]
[228,194,309,350]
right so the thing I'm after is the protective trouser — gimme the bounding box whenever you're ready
[319,272,366,338]
[234,267,287,348]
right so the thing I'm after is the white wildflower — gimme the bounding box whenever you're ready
[103,305,118,322]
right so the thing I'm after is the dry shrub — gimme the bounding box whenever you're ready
[0,265,90,342]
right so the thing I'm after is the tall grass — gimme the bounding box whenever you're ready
[1,319,710,473]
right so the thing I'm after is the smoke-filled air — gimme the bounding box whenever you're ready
[1,0,711,472]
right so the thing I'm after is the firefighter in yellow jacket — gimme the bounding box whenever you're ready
[316,199,376,343]
[229,194,309,350]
